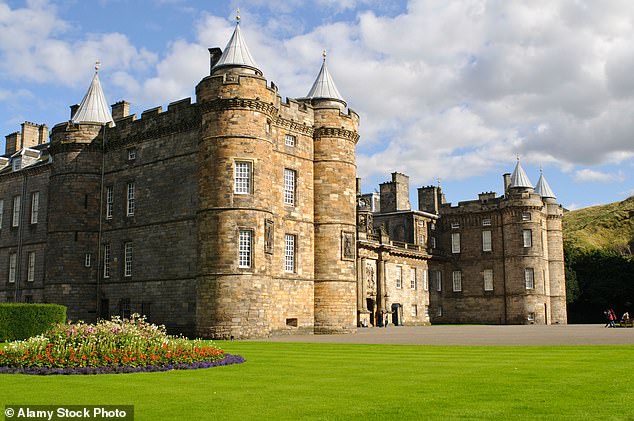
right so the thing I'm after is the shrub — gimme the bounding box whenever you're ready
[0,314,243,374]
[0,303,66,341]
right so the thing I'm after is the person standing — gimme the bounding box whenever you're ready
[384,314,389,328]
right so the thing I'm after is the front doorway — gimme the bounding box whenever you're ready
[391,303,403,326]
[366,298,376,326]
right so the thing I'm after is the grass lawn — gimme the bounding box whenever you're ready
[1,342,633,420]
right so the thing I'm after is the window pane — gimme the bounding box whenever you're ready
[27,252,35,282]
[284,169,296,205]
[12,196,20,227]
[127,183,135,216]
[239,230,252,268]
[482,230,492,251]
[31,192,39,224]
[410,268,416,289]
[523,229,532,247]
[483,269,493,291]
[124,242,133,277]
[103,244,111,278]
[451,232,460,253]
[525,268,534,289]
[106,186,113,219]
[234,162,251,194]
[284,234,295,272]
[452,271,462,292]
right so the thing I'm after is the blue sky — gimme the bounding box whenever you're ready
[1,0,633,210]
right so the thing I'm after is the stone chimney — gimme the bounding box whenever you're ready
[5,132,20,155]
[70,104,80,120]
[111,101,130,121]
[379,172,411,213]
[209,47,223,73]
[503,173,511,196]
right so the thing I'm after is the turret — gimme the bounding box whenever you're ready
[195,15,277,339]
[45,61,113,322]
[302,51,359,334]
[536,170,567,323]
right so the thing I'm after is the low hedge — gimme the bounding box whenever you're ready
[0,304,66,341]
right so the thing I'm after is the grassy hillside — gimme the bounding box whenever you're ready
[563,196,634,253]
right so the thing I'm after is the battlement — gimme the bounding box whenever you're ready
[104,97,199,148]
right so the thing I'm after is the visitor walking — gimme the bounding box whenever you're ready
[384,314,389,328]
[609,309,616,328]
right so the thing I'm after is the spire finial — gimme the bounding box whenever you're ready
[323,49,327,62]
[437,176,441,188]
[95,59,100,73]
[236,8,240,24]
[516,153,520,161]
[540,165,543,174]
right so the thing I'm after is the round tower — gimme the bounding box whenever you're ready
[536,171,567,323]
[195,17,277,339]
[501,160,550,324]
[303,51,360,334]
[45,64,114,322]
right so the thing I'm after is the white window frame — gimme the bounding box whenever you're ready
[522,212,531,221]
[103,244,111,278]
[126,182,135,217]
[452,271,462,292]
[411,304,418,317]
[451,222,460,229]
[395,266,403,289]
[284,234,296,273]
[437,306,443,317]
[127,148,137,161]
[410,268,416,289]
[30,192,39,224]
[8,252,16,283]
[124,242,133,277]
[430,237,436,249]
[483,269,493,291]
[285,134,296,146]
[423,270,429,291]
[12,157,21,171]
[482,218,492,227]
[27,251,35,282]
[238,230,252,269]
[482,230,492,252]
[451,232,461,254]
[234,161,252,194]
[106,186,113,220]
[283,169,296,206]
[523,229,532,248]
[85,253,92,268]
[436,271,442,292]
[525,268,535,289]
[12,195,20,227]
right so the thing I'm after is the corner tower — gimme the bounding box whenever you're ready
[195,16,278,338]
[46,62,114,322]
[535,171,567,323]
[302,51,359,334]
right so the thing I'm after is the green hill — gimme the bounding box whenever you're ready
[563,196,634,254]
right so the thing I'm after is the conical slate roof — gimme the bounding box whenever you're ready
[305,51,346,105]
[535,171,556,199]
[71,63,114,125]
[213,16,260,73]
[509,159,533,189]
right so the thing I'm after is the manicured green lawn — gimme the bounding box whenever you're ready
[1,342,633,420]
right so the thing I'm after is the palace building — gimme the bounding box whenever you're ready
[0,18,566,338]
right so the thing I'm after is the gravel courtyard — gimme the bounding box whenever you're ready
[258,324,634,346]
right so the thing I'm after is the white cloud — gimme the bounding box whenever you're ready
[574,169,624,183]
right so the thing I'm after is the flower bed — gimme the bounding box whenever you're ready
[0,314,244,375]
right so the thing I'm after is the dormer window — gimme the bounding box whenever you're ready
[12,157,21,171]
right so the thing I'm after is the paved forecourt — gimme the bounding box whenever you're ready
[256,324,634,346]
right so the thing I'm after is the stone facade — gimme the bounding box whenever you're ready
[0,31,359,339]
[358,170,567,326]
[0,25,566,339]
